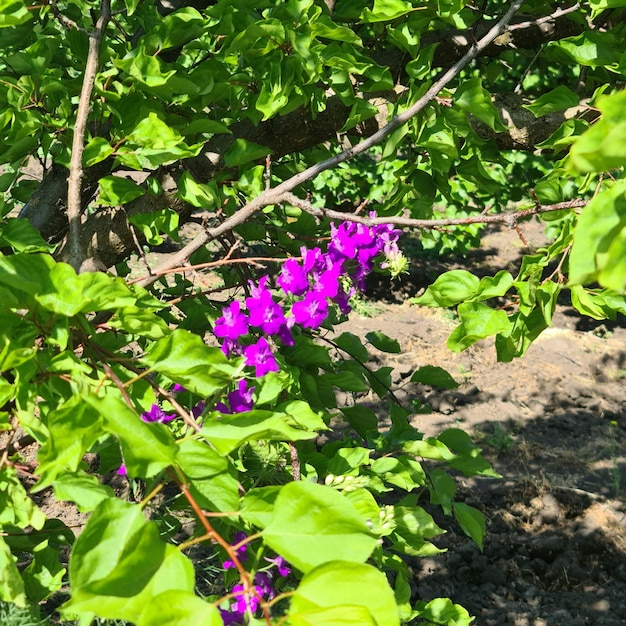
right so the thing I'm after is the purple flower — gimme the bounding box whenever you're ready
[192,400,206,418]
[313,262,342,299]
[141,403,177,423]
[214,301,249,341]
[171,383,186,393]
[223,531,249,569]
[232,583,262,614]
[254,571,275,600]
[265,555,291,577]
[228,380,255,413]
[116,463,127,477]
[277,258,309,296]
[244,338,279,377]
[246,287,286,335]
[328,222,357,261]
[275,323,294,346]
[291,292,328,329]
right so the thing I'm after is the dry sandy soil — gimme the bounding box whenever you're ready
[341,222,626,626]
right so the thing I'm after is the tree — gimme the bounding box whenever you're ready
[0,0,625,624]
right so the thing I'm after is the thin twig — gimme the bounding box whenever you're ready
[66,0,111,271]
[138,1,525,288]
[282,194,587,229]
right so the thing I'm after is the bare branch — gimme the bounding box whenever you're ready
[65,0,111,271]
[281,194,587,229]
[140,1,525,287]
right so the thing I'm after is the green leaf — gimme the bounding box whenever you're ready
[370,457,426,491]
[177,171,219,209]
[427,468,456,514]
[570,91,626,172]
[83,387,177,479]
[99,176,145,205]
[200,409,319,456]
[549,31,620,67]
[0,218,55,253]
[176,438,239,512]
[137,591,222,626]
[569,179,626,292]
[390,505,446,556]
[0,0,31,27]
[410,365,458,389]
[263,481,377,573]
[365,331,401,353]
[0,536,26,606]
[83,137,114,167]
[334,332,369,361]
[143,329,239,397]
[453,502,485,550]
[288,606,377,626]
[224,139,271,167]
[361,0,417,22]
[455,78,506,132]
[290,561,400,626]
[524,85,580,117]
[341,406,379,439]
[240,485,281,529]
[64,499,194,623]
[22,538,66,602]
[447,301,511,352]
[129,209,179,245]
[53,472,115,513]
[414,597,473,626]
[413,270,480,307]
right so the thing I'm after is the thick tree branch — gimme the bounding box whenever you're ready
[64,0,111,271]
[138,0,525,287]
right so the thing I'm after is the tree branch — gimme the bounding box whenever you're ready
[139,0,526,287]
[65,0,111,271]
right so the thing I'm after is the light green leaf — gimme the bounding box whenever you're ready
[569,179,626,291]
[0,536,26,606]
[570,91,626,172]
[549,31,619,67]
[453,502,485,550]
[414,597,473,626]
[83,388,177,479]
[288,606,377,626]
[413,270,480,307]
[524,85,580,117]
[447,302,512,352]
[240,485,281,529]
[224,139,272,167]
[455,78,506,132]
[53,472,115,513]
[0,0,31,27]
[0,218,55,253]
[177,171,219,209]
[99,176,145,206]
[137,591,222,626]
[143,329,239,397]
[290,561,400,626]
[263,482,377,573]
[361,0,417,22]
[200,409,318,456]
[64,499,194,623]
[129,209,179,246]
[83,137,114,167]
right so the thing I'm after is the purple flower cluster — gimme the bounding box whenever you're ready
[213,217,401,377]
[219,532,291,625]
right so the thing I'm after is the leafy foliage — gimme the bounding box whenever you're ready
[0,0,625,625]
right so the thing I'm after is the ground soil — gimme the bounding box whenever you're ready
[340,221,626,626]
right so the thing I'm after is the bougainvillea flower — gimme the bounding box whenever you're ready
[214,301,249,341]
[244,338,279,377]
[141,404,177,423]
[277,257,309,295]
[291,291,329,329]
[265,554,291,577]
[246,286,286,335]
[223,531,249,569]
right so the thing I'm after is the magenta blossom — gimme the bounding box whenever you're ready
[214,301,249,341]
[216,380,255,414]
[141,404,177,423]
[244,338,279,377]
[291,291,328,329]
